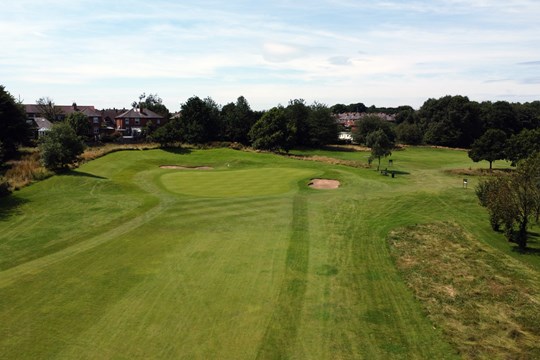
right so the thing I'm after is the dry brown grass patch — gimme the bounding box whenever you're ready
[4,149,51,189]
[388,222,540,359]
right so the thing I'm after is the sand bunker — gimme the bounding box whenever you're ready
[308,179,340,189]
[160,165,213,170]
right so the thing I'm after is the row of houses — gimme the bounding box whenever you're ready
[334,112,396,129]
[24,103,167,138]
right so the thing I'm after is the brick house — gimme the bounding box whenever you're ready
[115,106,165,136]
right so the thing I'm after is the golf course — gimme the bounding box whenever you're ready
[1,146,539,359]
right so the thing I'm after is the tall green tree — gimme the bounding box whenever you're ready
[179,96,221,143]
[366,129,394,171]
[0,85,29,159]
[505,128,540,165]
[305,102,338,146]
[221,96,256,144]
[353,114,395,145]
[476,153,540,249]
[249,106,295,152]
[480,100,521,135]
[65,111,91,139]
[418,95,481,148]
[39,123,85,170]
[286,99,310,146]
[468,129,507,171]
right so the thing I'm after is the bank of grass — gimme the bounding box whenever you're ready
[388,222,540,359]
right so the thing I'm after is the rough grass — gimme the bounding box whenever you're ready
[388,222,540,359]
[3,148,51,189]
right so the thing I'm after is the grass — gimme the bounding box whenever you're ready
[0,146,538,359]
[388,222,540,359]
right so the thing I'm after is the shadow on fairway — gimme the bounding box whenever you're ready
[162,147,191,155]
[0,196,29,221]
[62,170,107,180]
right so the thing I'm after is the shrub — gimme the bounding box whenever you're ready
[39,123,85,170]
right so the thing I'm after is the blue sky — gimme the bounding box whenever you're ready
[2,0,539,111]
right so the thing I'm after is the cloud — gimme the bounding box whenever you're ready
[517,61,540,66]
[328,56,352,66]
[262,42,305,63]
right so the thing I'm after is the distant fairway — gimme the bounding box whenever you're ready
[161,167,318,197]
[0,147,538,359]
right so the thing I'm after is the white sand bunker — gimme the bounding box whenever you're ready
[160,165,213,170]
[308,179,340,189]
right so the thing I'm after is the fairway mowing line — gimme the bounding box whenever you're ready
[257,195,310,359]
[0,199,170,288]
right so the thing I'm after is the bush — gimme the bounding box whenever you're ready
[39,123,85,170]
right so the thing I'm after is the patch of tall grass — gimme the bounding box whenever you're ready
[388,221,540,359]
[4,149,51,190]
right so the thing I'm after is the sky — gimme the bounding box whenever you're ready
[1,0,540,111]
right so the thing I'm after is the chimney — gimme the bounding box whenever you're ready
[139,102,144,114]
[72,102,78,111]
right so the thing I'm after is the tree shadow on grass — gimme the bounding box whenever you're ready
[0,196,29,221]
[60,170,107,180]
[511,233,540,256]
[162,147,191,155]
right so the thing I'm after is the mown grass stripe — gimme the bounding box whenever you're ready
[257,195,310,359]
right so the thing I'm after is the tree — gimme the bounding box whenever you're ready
[417,95,481,148]
[480,100,521,135]
[0,85,30,159]
[39,123,85,170]
[353,114,395,145]
[476,153,540,249]
[505,128,540,165]
[36,97,64,122]
[249,106,295,152]
[141,93,171,119]
[221,96,256,144]
[468,129,507,171]
[179,96,221,143]
[65,111,91,139]
[395,121,423,145]
[148,118,182,147]
[286,99,310,146]
[366,129,394,171]
[305,102,338,146]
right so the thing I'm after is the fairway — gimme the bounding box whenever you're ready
[0,147,538,359]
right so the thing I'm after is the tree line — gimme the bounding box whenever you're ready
[147,96,339,152]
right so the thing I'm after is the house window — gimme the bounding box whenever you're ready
[125,119,130,125]
[135,119,140,125]
[157,119,161,125]
[93,117,99,124]
[94,128,100,134]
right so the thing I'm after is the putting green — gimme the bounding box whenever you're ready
[160,167,319,197]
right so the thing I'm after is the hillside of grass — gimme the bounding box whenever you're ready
[0,146,538,359]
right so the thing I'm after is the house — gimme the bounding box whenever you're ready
[338,131,353,143]
[334,112,396,130]
[101,108,127,134]
[24,103,103,137]
[115,106,165,137]
[31,117,54,138]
